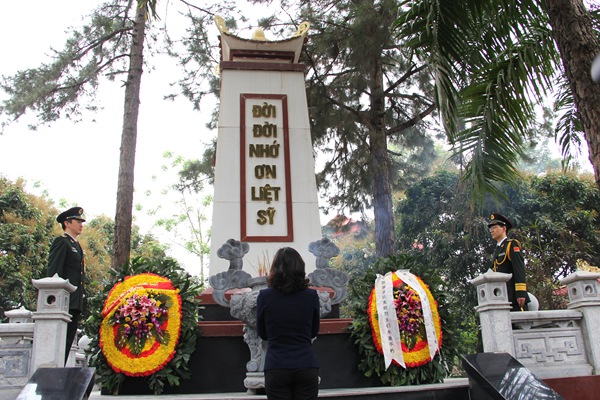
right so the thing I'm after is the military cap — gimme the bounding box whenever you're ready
[487,213,512,230]
[57,207,86,223]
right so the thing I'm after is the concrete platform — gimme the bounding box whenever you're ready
[89,378,470,399]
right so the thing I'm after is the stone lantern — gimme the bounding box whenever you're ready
[561,270,600,374]
[470,269,514,355]
[29,274,76,374]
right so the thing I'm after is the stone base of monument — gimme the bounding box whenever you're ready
[106,290,378,395]
[95,289,476,398]
[243,372,265,395]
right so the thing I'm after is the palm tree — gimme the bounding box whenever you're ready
[396,0,600,194]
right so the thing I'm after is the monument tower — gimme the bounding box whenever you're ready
[209,18,322,276]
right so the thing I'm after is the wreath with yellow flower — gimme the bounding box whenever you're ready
[99,273,182,376]
[367,271,442,368]
[85,257,201,395]
[349,255,458,386]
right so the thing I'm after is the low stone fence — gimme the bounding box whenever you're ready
[0,275,86,400]
[0,308,34,400]
[3,268,599,398]
[472,270,600,379]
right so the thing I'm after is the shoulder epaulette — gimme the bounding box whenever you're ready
[506,239,522,261]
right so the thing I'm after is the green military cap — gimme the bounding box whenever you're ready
[487,213,513,230]
[57,207,86,223]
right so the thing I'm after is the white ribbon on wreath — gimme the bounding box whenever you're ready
[374,270,439,369]
[395,270,439,361]
[375,271,405,369]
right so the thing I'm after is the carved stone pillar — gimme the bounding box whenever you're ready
[210,235,343,394]
[29,274,76,374]
[561,270,600,374]
[470,270,515,356]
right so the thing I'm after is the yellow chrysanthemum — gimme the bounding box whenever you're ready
[99,273,182,377]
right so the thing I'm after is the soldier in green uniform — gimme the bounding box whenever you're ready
[47,206,86,363]
[488,213,530,311]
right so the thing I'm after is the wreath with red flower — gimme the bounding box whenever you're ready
[349,255,458,386]
[367,271,443,368]
[85,257,201,395]
[99,273,182,377]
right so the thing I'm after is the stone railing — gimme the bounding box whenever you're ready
[0,307,35,400]
[0,275,87,400]
[471,270,600,379]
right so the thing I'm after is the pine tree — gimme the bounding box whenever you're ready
[252,0,440,256]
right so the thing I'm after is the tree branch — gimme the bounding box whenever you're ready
[387,103,436,136]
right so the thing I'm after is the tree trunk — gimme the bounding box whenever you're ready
[111,1,147,270]
[370,60,396,257]
[544,0,600,187]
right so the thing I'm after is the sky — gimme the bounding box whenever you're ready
[0,1,239,274]
[0,0,328,276]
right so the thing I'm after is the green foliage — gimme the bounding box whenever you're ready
[517,106,563,174]
[395,169,600,315]
[513,173,600,308]
[395,0,599,194]
[0,1,136,129]
[85,257,202,395]
[0,176,173,322]
[0,177,54,318]
[293,0,440,213]
[169,3,253,112]
[244,0,443,255]
[347,254,461,385]
[140,152,212,282]
[396,169,486,327]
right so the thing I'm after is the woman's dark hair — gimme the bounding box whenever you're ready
[267,247,309,294]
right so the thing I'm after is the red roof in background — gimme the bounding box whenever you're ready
[325,215,366,237]
[554,286,567,297]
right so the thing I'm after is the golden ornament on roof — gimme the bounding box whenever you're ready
[214,16,229,34]
[252,28,267,41]
[292,21,310,37]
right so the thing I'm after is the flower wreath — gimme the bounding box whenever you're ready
[99,273,182,376]
[367,271,443,368]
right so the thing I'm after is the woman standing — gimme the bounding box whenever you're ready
[256,247,321,400]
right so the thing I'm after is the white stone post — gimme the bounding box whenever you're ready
[29,274,76,375]
[5,306,33,323]
[561,271,600,375]
[470,269,515,356]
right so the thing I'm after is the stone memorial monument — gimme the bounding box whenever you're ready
[209,17,322,276]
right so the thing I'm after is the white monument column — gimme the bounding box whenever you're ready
[209,19,322,276]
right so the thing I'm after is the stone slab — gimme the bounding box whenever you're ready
[16,367,95,400]
[462,353,563,399]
